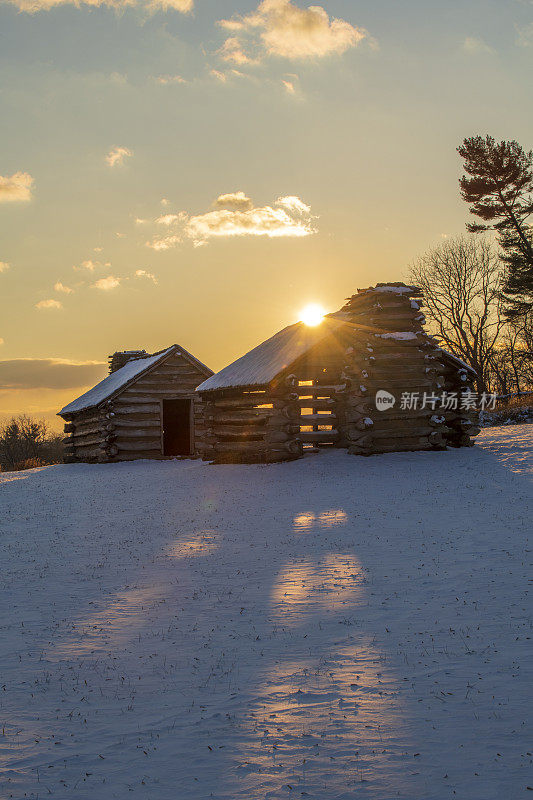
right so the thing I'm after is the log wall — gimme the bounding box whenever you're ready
[194,284,481,464]
[336,285,480,455]
[62,350,210,463]
[198,380,303,464]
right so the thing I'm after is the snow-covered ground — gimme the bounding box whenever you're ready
[1,425,532,800]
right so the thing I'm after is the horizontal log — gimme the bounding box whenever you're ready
[67,445,102,459]
[210,423,266,437]
[149,365,205,375]
[297,398,335,410]
[213,439,301,456]
[112,402,160,412]
[206,410,269,424]
[264,430,293,443]
[299,430,339,442]
[107,411,160,422]
[70,434,104,448]
[209,398,268,410]
[350,440,434,455]
[299,413,336,424]
[136,372,201,384]
[213,440,268,454]
[107,450,164,460]
[296,384,344,396]
[113,418,161,429]
[114,429,161,440]
[370,425,437,440]
[114,441,163,452]
[120,389,197,399]
[68,417,101,432]
[344,365,443,381]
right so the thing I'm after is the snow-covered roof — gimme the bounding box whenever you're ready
[197,317,346,392]
[59,345,212,416]
[371,285,420,295]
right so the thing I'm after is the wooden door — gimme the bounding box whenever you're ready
[162,399,192,456]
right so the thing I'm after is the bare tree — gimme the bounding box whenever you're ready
[409,235,504,392]
[487,312,533,395]
[0,415,63,472]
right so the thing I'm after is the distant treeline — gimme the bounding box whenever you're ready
[0,415,63,472]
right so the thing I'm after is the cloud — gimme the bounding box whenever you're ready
[92,275,120,290]
[516,22,533,47]
[0,358,105,390]
[282,78,295,94]
[0,172,33,203]
[105,146,133,167]
[4,0,193,13]
[210,69,228,82]
[0,338,4,346]
[218,37,259,65]
[156,74,187,84]
[0,262,10,273]
[218,0,367,63]
[135,269,158,284]
[73,259,109,271]
[54,281,74,294]
[35,299,62,310]
[462,36,494,54]
[145,191,316,249]
[155,213,185,225]
[214,191,253,211]
[276,195,310,214]
[146,234,182,251]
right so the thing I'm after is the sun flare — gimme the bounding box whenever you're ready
[300,303,325,326]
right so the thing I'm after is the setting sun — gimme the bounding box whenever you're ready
[300,303,326,326]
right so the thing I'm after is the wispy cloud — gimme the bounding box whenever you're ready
[92,275,120,290]
[0,172,33,203]
[0,358,105,390]
[218,36,259,65]
[145,190,316,249]
[105,146,133,168]
[462,36,494,55]
[73,259,110,271]
[210,69,228,82]
[146,234,182,251]
[156,74,187,85]
[218,0,368,63]
[54,281,74,294]
[35,299,62,310]
[135,269,158,284]
[4,0,193,13]
[516,22,533,47]
[155,213,186,225]
[0,262,10,273]
[282,78,296,94]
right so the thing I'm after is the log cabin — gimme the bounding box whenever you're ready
[195,284,480,463]
[58,345,213,462]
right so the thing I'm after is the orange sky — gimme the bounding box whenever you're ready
[1,0,532,428]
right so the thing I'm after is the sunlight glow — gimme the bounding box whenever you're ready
[300,303,325,326]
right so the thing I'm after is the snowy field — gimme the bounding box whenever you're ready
[1,426,532,800]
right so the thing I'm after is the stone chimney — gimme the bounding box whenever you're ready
[108,350,147,374]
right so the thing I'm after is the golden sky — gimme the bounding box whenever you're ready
[1,0,532,427]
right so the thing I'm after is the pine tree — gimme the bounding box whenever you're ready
[457,135,533,318]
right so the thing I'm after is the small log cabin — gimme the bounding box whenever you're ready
[58,345,213,463]
[195,284,480,463]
